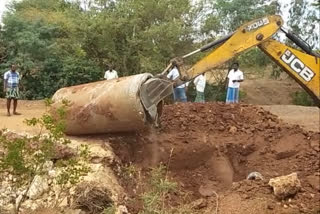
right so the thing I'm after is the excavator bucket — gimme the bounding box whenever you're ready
[51,73,172,135]
[140,77,173,120]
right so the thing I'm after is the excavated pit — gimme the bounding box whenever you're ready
[109,102,320,213]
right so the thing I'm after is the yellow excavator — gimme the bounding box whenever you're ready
[53,15,319,135]
[140,15,320,111]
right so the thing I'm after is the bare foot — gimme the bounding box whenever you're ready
[13,112,21,115]
[7,112,11,116]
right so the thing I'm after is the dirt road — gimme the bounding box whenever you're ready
[1,99,318,133]
[262,105,319,132]
[0,99,46,134]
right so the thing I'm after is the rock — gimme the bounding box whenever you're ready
[15,194,23,209]
[310,140,319,152]
[53,144,76,161]
[191,198,207,209]
[43,161,54,171]
[65,209,83,214]
[229,126,237,134]
[243,194,250,199]
[116,205,129,214]
[306,175,320,191]
[48,170,57,178]
[59,197,68,207]
[267,203,274,210]
[275,150,298,160]
[199,185,216,197]
[268,173,301,199]
[27,175,49,200]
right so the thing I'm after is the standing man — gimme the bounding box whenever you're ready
[104,64,119,80]
[226,62,244,104]
[3,64,21,116]
[193,73,206,103]
[167,61,187,102]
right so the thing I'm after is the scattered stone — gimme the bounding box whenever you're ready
[306,175,320,191]
[229,126,237,134]
[275,150,298,160]
[191,198,207,209]
[27,175,49,200]
[60,197,68,207]
[267,203,274,210]
[53,144,76,161]
[65,208,83,214]
[199,185,216,197]
[116,205,129,214]
[243,194,250,199]
[43,161,54,171]
[310,140,319,152]
[15,194,23,209]
[268,173,301,199]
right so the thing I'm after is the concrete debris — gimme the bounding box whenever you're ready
[268,173,301,199]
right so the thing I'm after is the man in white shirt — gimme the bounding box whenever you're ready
[193,73,206,103]
[226,62,244,104]
[167,61,187,102]
[104,65,118,80]
[3,64,21,116]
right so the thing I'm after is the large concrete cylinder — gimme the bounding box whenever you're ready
[52,73,160,135]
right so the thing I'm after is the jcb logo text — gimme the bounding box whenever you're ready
[246,18,269,32]
[281,49,315,82]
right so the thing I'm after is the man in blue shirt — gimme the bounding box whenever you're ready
[3,64,21,116]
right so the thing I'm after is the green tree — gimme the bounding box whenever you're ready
[1,0,202,99]
[287,0,319,48]
[200,0,281,67]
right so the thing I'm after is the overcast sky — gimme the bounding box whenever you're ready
[0,0,12,22]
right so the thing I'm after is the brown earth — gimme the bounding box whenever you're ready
[262,105,320,132]
[0,99,319,214]
[241,77,301,105]
[110,103,320,214]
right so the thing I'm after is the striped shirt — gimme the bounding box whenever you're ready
[4,70,20,88]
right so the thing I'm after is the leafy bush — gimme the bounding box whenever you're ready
[187,83,227,102]
[238,48,271,67]
[140,164,178,214]
[0,100,90,213]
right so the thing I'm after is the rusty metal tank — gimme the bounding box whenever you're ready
[51,73,172,135]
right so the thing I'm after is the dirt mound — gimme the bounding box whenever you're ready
[110,102,320,213]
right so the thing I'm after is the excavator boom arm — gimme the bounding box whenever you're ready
[259,39,320,105]
[181,15,283,80]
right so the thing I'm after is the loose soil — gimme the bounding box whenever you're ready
[110,103,320,214]
[0,99,319,213]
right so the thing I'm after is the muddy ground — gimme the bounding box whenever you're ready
[0,99,319,214]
